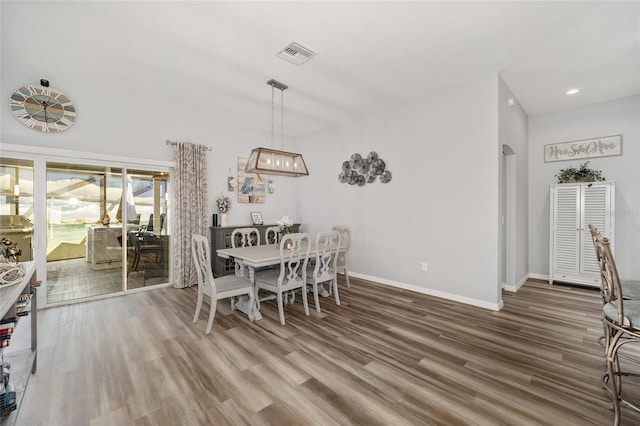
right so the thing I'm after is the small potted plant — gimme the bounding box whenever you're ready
[555,161,605,184]
[216,194,231,226]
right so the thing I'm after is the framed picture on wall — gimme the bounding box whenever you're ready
[251,212,263,225]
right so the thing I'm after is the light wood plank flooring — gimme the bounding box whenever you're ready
[47,256,168,304]
[13,277,640,425]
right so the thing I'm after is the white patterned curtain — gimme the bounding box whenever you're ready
[172,142,208,288]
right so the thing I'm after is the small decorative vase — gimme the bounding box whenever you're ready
[284,238,293,250]
[220,213,228,227]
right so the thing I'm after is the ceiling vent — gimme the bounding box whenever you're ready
[276,41,316,66]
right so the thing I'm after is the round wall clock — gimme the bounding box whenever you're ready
[9,84,76,132]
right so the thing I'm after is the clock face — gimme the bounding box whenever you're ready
[9,85,76,132]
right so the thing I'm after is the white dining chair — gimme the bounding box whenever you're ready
[191,234,255,334]
[254,233,311,325]
[332,225,351,288]
[231,227,260,277]
[307,230,341,313]
[265,226,280,245]
[231,227,260,248]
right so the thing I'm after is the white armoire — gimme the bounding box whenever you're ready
[549,182,615,287]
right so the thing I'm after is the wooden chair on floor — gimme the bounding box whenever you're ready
[231,227,260,248]
[191,234,255,334]
[254,233,311,325]
[265,226,280,245]
[589,224,640,299]
[333,225,352,288]
[231,227,260,277]
[594,235,640,425]
[307,230,341,313]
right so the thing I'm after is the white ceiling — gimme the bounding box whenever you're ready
[2,1,639,137]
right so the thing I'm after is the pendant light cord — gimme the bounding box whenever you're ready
[271,84,275,149]
[280,88,284,150]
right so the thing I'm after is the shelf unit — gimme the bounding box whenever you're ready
[210,224,300,277]
[0,262,37,426]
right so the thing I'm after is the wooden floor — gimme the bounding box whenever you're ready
[46,256,168,304]
[13,277,640,425]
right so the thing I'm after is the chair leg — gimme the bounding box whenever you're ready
[277,292,285,325]
[301,284,310,316]
[205,298,217,334]
[193,290,203,323]
[333,278,340,306]
[313,282,321,313]
[605,330,623,426]
[344,268,350,288]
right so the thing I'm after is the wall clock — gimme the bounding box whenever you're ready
[9,83,76,132]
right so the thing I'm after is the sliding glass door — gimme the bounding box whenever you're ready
[44,162,170,304]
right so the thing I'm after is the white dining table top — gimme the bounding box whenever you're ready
[217,243,321,268]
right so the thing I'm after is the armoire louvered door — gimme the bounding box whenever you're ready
[549,182,615,287]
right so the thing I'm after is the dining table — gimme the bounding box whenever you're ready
[217,241,340,320]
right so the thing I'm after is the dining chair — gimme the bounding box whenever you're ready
[191,234,255,334]
[589,224,640,299]
[231,227,260,248]
[593,235,640,425]
[231,227,261,278]
[254,233,311,325]
[332,225,352,288]
[307,230,341,313]
[265,226,280,244]
[129,231,163,272]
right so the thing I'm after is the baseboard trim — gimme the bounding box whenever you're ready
[346,272,503,311]
[504,274,529,293]
[528,272,549,281]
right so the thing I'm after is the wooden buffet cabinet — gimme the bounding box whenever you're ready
[210,224,300,277]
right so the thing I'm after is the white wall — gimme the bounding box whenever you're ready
[1,70,299,227]
[498,77,529,292]
[296,73,502,308]
[528,95,640,280]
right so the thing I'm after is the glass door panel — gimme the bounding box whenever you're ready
[46,162,124,303]
[0,158,34,262]
[126,169,170,288]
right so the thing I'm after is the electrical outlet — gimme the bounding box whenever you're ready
[421,262,428,272]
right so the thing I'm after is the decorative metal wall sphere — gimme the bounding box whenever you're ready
[337,151,392,186]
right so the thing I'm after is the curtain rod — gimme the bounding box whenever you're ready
[166,139,212,151]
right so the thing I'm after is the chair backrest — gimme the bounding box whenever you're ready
[277,233,311,289]
[598,236,626,325]
[265,226,280,244]
[231,227,260,248]
[589,224,613,304]
[332,225,351,268]
[146,213,155,232]
[192,234,216,297]
[313,231,341,282]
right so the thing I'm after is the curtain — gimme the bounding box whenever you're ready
[172,142,208,288]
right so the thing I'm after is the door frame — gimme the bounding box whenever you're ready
[1,143,173,308]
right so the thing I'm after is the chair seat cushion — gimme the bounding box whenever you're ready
[215,275,253,292]
[603,300,640,328]
[622,279,640,299]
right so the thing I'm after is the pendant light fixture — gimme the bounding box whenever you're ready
[244,79,309,177]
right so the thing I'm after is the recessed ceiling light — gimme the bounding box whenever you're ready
[566,88,580,95]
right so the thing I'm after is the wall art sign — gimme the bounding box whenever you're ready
[237,157,265,203]
[544,135,622,163]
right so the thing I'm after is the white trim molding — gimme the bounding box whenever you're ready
[346,272,504,311]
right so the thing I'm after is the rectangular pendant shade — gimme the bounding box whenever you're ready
[244,147,309,177]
